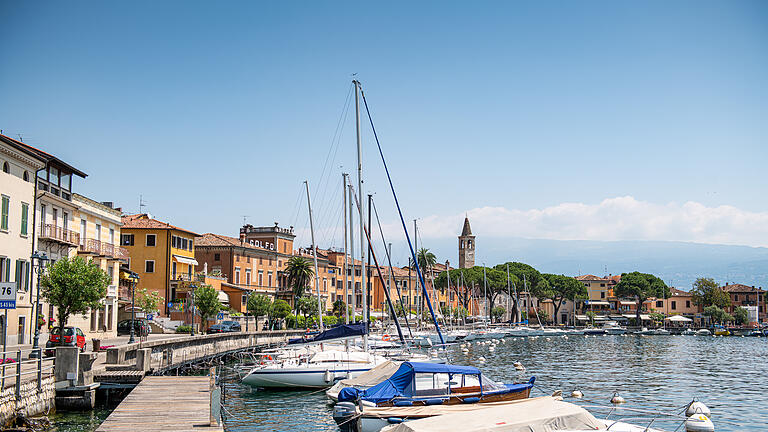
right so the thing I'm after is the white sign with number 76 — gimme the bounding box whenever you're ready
[0,283,17,309]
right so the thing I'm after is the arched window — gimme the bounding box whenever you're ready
[1,162,8,173]
[23,171,29,181]
[460,240,464,249]
[468,240,473,249]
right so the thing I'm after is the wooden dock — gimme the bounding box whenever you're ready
[96,376,223,432]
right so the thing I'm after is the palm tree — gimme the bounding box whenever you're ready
[416,248,437,275]
[285,256,314,313]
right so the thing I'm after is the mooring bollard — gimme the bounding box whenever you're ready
[15,349,22,399]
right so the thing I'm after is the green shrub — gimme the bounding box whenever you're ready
[175,325,192,333]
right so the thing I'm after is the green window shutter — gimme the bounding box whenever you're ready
[20,203,28,235]
[15,260,22,291]
[4,258,9,282]
[25,262,30,291]
[0,196,8,231]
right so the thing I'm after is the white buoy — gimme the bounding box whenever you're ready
[685,414,714,432]
[686,401,711,417]
[488,346,495,352]
[571,390,583,398]
[478,356,486,362]
[546,337,552,341]
[513,361,525,371]
[610,393,626,404]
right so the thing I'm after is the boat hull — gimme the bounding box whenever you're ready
[242,365,373,389]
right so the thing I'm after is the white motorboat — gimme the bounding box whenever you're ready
[635,327,670,335]
[241,349,386,389]
[695,328,712,336]
[681,328,697,335]
[604,321,628,335]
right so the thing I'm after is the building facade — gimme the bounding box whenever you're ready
[120,214,198,317]
[0,135,45,344]
[721,283,766,324]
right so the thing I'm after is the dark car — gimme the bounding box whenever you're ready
[221,320,241,332]
[207,323,228,334]
[45,327,86,356]
[117,319,150,336]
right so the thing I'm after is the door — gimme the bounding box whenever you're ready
[17,316,25,345]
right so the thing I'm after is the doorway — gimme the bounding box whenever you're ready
[17,316,25,345]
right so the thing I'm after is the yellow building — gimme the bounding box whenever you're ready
[120,214,199,318]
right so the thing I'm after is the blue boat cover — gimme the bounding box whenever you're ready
[287,323,367,345]
[338,362,481,403]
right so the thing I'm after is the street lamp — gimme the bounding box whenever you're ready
[30,251,49,357]
[127,271,139,344]
[189,284,197,336]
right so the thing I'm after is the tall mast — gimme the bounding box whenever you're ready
[354,79,368,351]
[414,219,419,329]
[304,180,324,331]
[388,243,393,323]
[367,194,373,322]
[483,266,488,323]
[446,261,452,329]
[342,173,349,324]
[506,264,511,323]
[348,185,355,321]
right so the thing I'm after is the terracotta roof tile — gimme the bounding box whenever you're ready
[721,283,764,293]
[575,274,609,281]
[121,214,199,236]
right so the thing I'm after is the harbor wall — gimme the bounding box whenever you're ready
[0,376,55,426]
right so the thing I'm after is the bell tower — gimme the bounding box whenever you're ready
[458,216,475,269]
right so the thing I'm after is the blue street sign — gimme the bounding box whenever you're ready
[0,300,16,309]
[147,313,154,321]
[167,302,173,308]
[217,313,224,320]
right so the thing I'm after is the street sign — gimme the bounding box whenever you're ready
[217,313,224,321]
[146,313,154,321]
[0,283,17,309]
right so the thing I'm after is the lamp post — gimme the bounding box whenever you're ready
[189,284,197,336]
[30,251,49,357]
[128,271,139,344]
[244,290,252,332]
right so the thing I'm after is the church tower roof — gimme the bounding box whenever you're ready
[461,216,473,236]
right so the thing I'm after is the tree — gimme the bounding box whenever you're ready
[734,307,749,325]
[269,299,291,328]
[494,262,544,321]
[649,311,665,326]
[332,300,350,318]
[541,274,588,325]
[536,308,549,324]
[136,286,161,314]
[491,306,506,322]
[285,256,314,312]
[691,277,731,309]
[434,268,483,313]
[247,294,272,330]
[416,248,437,274]
[586,310,596,326]
[194,284,222,332]
[40,256,110,342]
[296,295,319,324]
[703,305,734,325]
[614,272,670,324]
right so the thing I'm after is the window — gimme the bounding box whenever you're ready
[15,260,29,292]
[146,234,156,246]
[268,271,273,287]
[258,270,263,286]
[671,301,677,310]
[108,266,114,284]
[656,300,663,308]
[110,228,115,245]
[600,291,605,299]
[145,260,155,273]
[171,236,177,248]
[0,195,8,231]
[182,238,188,250]
[121,234,134,246]
[95,223,101,241]
[172,261,177,278]
[600,283,606,287]
[0,258,8,282]
[246,269,251,286]
[235,268,241,284]
[323,278,327,292]
[686,300,691,308]
[20,203,28,235]
[242,294,247,305]
[23,171,29,182]
[734,294,739,301]
[1,162,7,173]
[80,220,86,245]
[189,239,193,251]
[214,253,220,261]
[40,204,46,226]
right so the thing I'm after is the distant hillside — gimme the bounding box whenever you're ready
[418,237,768,290]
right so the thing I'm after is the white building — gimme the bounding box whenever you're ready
[0,134,46,344]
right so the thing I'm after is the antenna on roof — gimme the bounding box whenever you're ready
[139,195,147,214]
[242,215,249,225]
[17,134,23,142]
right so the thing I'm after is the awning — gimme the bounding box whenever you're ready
[619,301,635,306]
[586,301,610,306]
[665,315,692,322]
[575,315,588,321]
[218,291,230,304]
[623,314,652,320]
[173,255,199,266]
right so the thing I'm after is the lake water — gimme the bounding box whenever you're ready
[52,334,768,432]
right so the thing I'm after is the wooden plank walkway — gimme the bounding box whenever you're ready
[96,376,223,432]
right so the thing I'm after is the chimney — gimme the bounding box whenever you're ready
[101,201,114,209]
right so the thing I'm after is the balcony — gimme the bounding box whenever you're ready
[78,238,129,260]
[39,224,79,246]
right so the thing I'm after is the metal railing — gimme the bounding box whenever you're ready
[39,224,80,245]
[78,238,128,260]
[0,348,55,396]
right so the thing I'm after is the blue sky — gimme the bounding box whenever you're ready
[1,1,766,268]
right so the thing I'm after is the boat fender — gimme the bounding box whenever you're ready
[394,400,413,407]
[383,334,391,341]
[685,414,714,432]
[686,401,711,417]
[488,346,495,351]
[610,393,625,404]
[324,370,332,382]
[462,397,480,404]
[424,398,447,405]
[571,390,583,398]
[387,417,404,424]
[478,356,486,363]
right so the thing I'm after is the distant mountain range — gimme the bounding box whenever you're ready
[417,238,768,290]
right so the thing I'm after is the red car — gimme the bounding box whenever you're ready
[45,327,86,356]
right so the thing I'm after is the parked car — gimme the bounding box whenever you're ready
[45,327,86,356]
[207,323,229,334]
[221,320,241,332]
[117,319,150,336]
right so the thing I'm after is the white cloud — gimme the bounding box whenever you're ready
[415,196,768,247]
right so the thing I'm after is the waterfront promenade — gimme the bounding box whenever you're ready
[96,375,222,432]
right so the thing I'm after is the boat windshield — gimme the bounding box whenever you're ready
[412,372,508,394]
